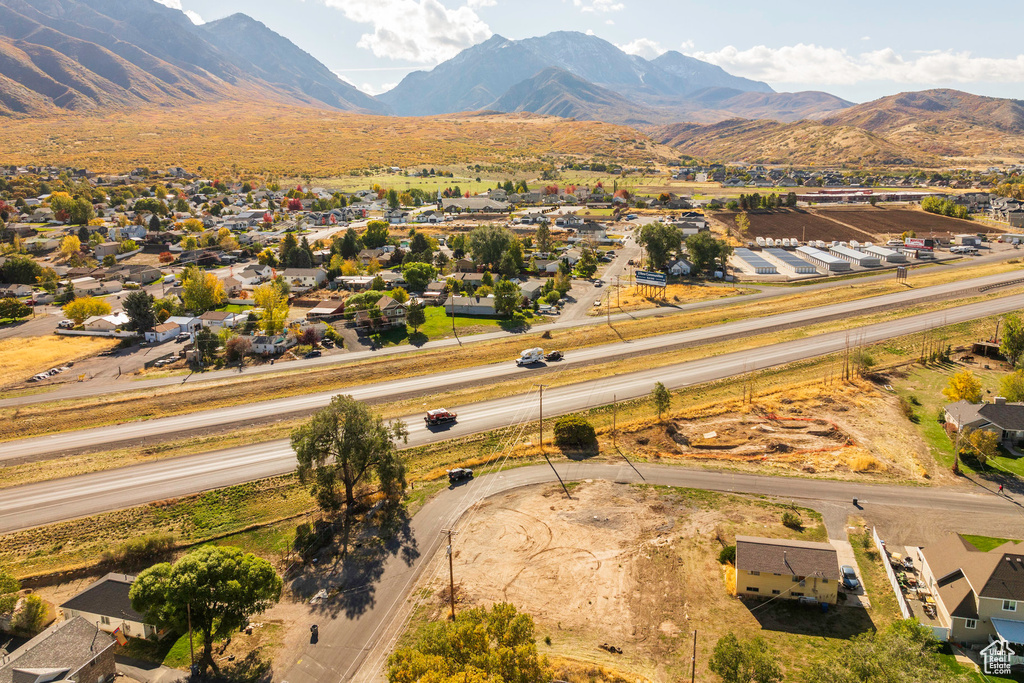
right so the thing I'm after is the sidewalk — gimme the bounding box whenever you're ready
[115,656,188,683]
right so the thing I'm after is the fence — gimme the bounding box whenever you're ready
[873,526,912,620]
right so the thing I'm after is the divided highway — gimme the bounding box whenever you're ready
[4,293,1024,533]
[4,269,1023,462]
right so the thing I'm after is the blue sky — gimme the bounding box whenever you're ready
[162,0,1024,103]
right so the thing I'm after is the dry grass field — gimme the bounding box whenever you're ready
[0,335,118,389]
[816,206,1004,236]
[0,104,672,178]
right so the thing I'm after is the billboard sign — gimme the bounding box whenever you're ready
[904,238,925,248]
[636,270,667,286]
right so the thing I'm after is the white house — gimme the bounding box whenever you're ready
[83,311,130,332]
[198,310,242,329]
[164,315,202,335]
[144,321,180,343]
[250,334,294,355]
[60,573,165,640]
[281,268,327,292]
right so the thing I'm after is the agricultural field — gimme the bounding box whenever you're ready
[816,206,1004,237]
[0,335,119,390]
[711,209,875,242]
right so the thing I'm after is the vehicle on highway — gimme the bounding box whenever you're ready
[626,214,638,220]
[425,408,458,425]
[304,350,322,358]
[447,467,473,483]
[950,246,979,255]
[840,565,860,591]
[516,347,544,366]
[544,350,563,361]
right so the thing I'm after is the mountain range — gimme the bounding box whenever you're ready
[0,0,1023,167]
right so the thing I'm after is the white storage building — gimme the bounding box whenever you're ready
[829,244,881,267]
[732,248,778,275]
[796,245,851,272]
[764,248,818,274]
[864,245,907,263]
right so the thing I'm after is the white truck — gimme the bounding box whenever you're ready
[516,347,544,366]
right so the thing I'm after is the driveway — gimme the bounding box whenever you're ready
[115,656,187,683]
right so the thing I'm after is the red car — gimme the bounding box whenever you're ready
[425,408,458,425]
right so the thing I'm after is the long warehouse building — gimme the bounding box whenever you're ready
[732,248,778,275]
[864,245,907,263]
[763,248,818,274]
[796,245,851,272]
[829,244,881,267]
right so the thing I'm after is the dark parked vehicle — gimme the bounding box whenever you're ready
[544,350,563,361]
[841,565,860,591]
[304,350,322,358]
[447,468,473,483]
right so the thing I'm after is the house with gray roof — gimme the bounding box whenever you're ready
[735,535,840,605]
[945,397,1024,444]
[0,617,115,683]
[59,573,163,640]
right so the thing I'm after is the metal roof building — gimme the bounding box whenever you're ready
[829,244,881,267]
[732,248,777,275]
[864,245,907,263]
[796,245,851,272]
[764,248,818,274]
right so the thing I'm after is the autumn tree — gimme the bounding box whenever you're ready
[254,282,289,334]
[736,213,751,235]
[130,546,281,674]
[1000,313,1024,366]
[291,395,408,512]
[181,265,225,314]
[999,370,1024,402]
[943,369,982,403]
[59,235,81,261]
[0,297,31,320]
[387,603,550,683]
[965,428,999,466]
[225,335,251,363]
[362,220,391,249]
[63,297,111,324]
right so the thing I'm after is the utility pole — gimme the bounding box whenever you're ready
[187,602,195,669]
[691,629,697,683]
[535,384,548,452]
[442,529,457,620]
[449,294,461,345]
[612,394,617,445]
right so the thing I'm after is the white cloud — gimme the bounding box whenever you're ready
[572,0,624,12]
[361,82,398,95]
[605,19,614,25]
[322,0,492,64]
[679,40,694,51]
[687,43,1024,85]
[861,36,871,41]
[467,0,496,6]
[616,38,666,59]
[153,0,203,24]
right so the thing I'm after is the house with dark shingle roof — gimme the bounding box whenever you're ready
[920,534,1024,644]
[59,573,163,640]
[0,616,116,683]
[944,397,1024,445]
[735,535,840,604]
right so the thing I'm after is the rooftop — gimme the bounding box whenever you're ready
[735,535,840,580]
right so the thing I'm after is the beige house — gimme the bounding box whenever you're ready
[59,573,164,640]
[920,534,1024,645]
[735,536,840,605]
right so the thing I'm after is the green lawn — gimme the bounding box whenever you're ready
[936,645,1024,682]
[217,303,253,314]
[369,306,543,347]
[120,632,194,669]
[894,363,1024,478]
[961,534,1023,552]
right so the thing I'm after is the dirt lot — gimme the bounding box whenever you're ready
[712,206,1005,244]
[713,209,875,243]
[589,283,743,315]
[410,481,870,683]
[816,206,1003,237]
[618,378,944,483]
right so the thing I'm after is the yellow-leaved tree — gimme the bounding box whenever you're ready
[181,266,225,314]
[943,369,982,403]
[63,297,111,324]
[254,282,288,334]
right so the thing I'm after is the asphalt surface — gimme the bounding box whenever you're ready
[5,269,1023,462]
[5,291,1024,534]
[3,244,1017,408]
[280,462,1024,683]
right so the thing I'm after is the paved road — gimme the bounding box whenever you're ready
[281,462,1024,683]
[5,271,1023,461]
[6,292,1024,533]
[3,246,1018,407]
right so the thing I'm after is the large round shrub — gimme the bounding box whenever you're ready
[553,415,597,450]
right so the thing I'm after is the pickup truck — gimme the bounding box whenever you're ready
[516,347,544,366]
[425,408,458,425]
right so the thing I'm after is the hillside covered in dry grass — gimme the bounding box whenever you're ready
[0,104,673,176]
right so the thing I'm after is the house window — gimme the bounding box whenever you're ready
[965,619,978,629]
[822,578,828,583]
[1004,600,1017,612]
[771,590,781,595]
[746,587,759,593]
[792,592,804,597]
[749,571,760,576]
[100,615,111,625]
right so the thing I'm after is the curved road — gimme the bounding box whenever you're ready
[279,462,1024,683]
[6,270,1024,462]
[5,293,1024,533]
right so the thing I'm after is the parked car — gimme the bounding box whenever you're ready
[57,319,75,329]
[425,408,458,425]
[840,565,860,591]
[304,350,322,358]
[594,279,604,287]
[322,339,335,348]
[447,468,473,483]
[175,333,190,343]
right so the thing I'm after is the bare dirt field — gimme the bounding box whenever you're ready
[712,209,874,242]
[410,481,874,683]
[815,206,1002,236]
[589,283,744,315]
